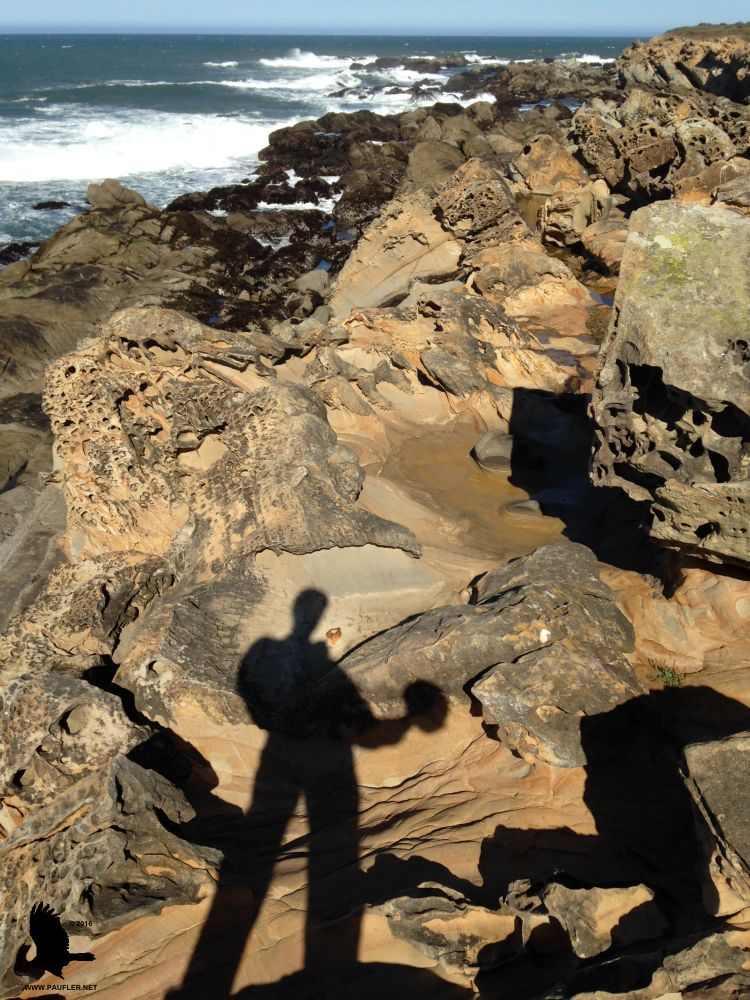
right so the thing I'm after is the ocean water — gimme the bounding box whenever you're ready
[0,33,638,245]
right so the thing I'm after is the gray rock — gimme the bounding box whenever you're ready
[473,642,642,768]
[421,346,485,397]
[403,140,466,195]
[684,734,750,909]
[505,498,542,516]
[321,542,637,744]
[591,202,750,568]
[715,174,750,211]
[540,882,667,959]
[374,884,520,987]
[472,430,514,470]
[293,267,330,295]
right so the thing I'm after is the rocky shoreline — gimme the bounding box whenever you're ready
[0,25,749,1000]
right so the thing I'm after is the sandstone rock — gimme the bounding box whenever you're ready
[329,193,462,318]
[591,202,750,568]
[31,307,452,742]
[510,134,589,195]
[603,562,750,675]
[539,180,613,248]
[618,33,750,102]
[5,76,750,1000]
[541,883,667,959]
[371,884,519,987]
[86,178,149,211]
[323,542,636,738]
[433,157,529,243]
[0,756,218,998]
[0,671,146,810]
[45,307,416,562]
[571,90,743,204]
[468,241,594,332]
[337,283,575,397]
[0,553,169,682]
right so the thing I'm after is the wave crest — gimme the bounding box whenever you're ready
[258,47,374,70]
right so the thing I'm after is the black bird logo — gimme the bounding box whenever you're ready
[26,903,95,979]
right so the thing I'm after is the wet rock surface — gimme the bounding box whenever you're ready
[1,23,750,1000]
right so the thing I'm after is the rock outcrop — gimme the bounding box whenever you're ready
[618,30,750,102]
[591,201,750,568]
[570,88,749,205]
[3,27,750,1000]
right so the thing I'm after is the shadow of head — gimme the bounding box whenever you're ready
[403,680,449,732]
[290,588,328,640]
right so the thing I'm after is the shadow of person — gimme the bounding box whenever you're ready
[476,685,750,998]
[172,589,447,998]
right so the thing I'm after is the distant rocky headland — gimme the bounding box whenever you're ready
[0,24,749,1000]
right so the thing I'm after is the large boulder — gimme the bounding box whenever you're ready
[591,201,750,568]
[323,541,639,768]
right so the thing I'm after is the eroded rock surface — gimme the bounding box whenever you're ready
[618,30,750,102]
[591,201,750,568]
[2,27,750,1000]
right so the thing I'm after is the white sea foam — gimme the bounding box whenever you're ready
[558,53,615,63]
[0,110,277,183]
[256,189,341,215]
[211,70,360,93]
[255,200,325,211]
[463,53,508,65]
[203,60,239,68]
[339,89,497,114]
[259,48,374,70]
[377,67,447,84]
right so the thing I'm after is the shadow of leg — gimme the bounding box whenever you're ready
[174,735,300,999]
[303,745,361,978]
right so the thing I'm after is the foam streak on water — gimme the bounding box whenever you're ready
[0,33,636,244]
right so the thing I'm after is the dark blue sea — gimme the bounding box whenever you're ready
[0,34,639,244]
